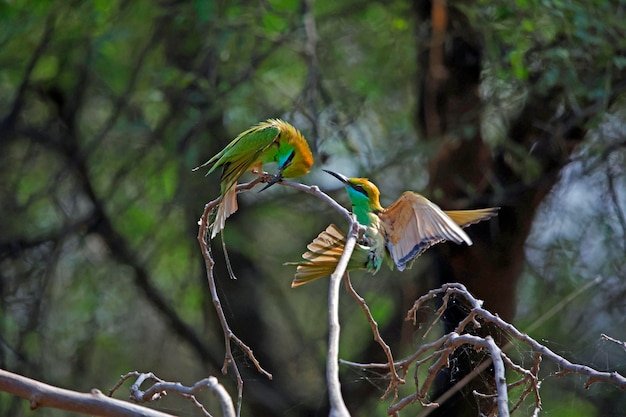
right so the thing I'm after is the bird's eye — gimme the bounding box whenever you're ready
[352,184,367,196]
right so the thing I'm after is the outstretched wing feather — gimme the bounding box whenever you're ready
[289,224,347,286]
[380,192,473,270]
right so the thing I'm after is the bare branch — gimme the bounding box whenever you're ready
[416,275,602,417]
[109,371,235,417]
[601,333,626,352]
[197,177,272,416]
[483,336,509,417]
[408,283,626,389]
[195,175,358,416]
[344,282,625,415]
[343,273,405,399]
[278,179,353,223]
[0,369,175,417]
[327,221,359,417]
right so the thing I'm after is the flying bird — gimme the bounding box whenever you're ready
[290,170,498,287]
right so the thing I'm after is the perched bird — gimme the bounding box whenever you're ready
[194,119,313,238]
[290,170,498,287]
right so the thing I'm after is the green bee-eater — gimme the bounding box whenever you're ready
[290,170,498,287]
[194,119,313,238]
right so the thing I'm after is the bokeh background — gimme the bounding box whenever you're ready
[1,1,625,416]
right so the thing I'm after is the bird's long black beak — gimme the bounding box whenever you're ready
[258,172,283,192]
[323,169,350,185]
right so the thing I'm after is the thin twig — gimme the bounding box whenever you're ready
[196,176,355,416]
[505,352,542,415]
[343,273,405,400]
[601,333,626,352]
[278,179,353,223]
[415,275,602,417]
[348,282,625,416]
[197,177,272,417]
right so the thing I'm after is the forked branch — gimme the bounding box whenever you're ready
[197,176,355,416]
[109,371,235,417]
[0,369,175,417]
[197,177,272,416]
[343,273,405,400]
[344,283,625,416]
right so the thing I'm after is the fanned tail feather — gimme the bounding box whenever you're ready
[444,207,500,228]
[211,186,239,239]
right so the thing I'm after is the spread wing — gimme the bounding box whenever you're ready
[288,224,348,287]
[379,192,473,271]
[288,224,380,287]
[301,224,347,261]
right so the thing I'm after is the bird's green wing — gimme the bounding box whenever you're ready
[217,124,280,165]
[197,123,280,191]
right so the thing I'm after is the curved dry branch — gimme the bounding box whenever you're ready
[196,175,356,416]
[197,177,271,416]
[343,282,625,416]
[0,369,175,417]
[407,283,626,390]
[277,179,353,223]
[343,273,405,400]
[109,371,235,417]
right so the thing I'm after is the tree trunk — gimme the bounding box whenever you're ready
[412,1,578,415]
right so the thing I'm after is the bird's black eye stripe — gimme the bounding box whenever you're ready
[352,184,367,196]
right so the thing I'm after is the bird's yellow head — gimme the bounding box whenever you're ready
[272,119,314,178]
[324,170,384,225]
[344,178,384,211]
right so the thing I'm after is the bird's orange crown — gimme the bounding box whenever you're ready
[271,119,313,178]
